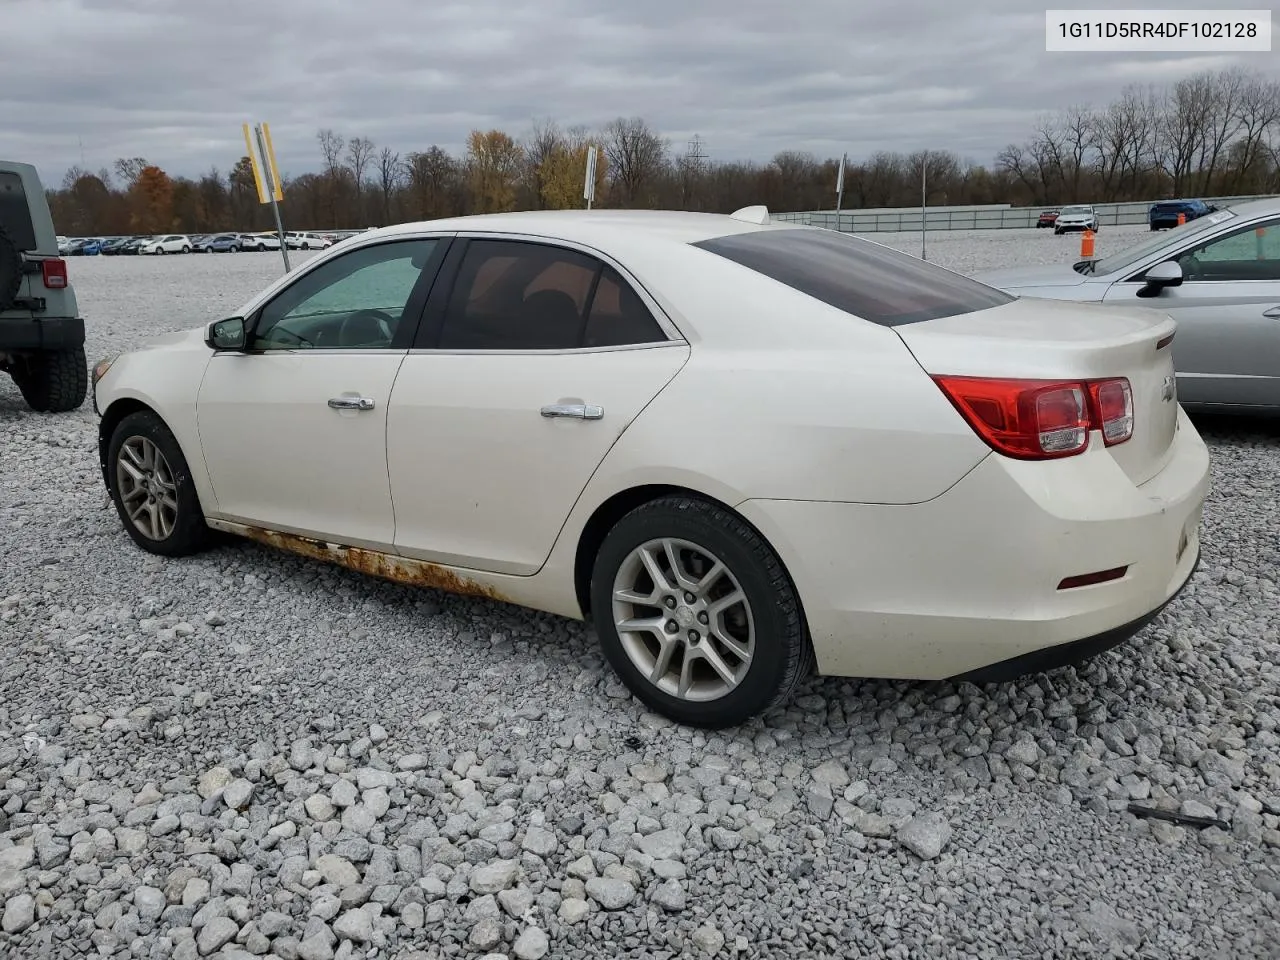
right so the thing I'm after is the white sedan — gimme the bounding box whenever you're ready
[90,208,1209,728]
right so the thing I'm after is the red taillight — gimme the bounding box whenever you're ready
[41,258,68,289]
[1089,378,1133,446]
[933,375,1134,461]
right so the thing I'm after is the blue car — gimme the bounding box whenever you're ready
[1148,199,1214,231]
[203,234,242,253]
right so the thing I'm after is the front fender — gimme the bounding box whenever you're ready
[95,344,218,513]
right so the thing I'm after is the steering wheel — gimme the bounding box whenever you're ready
[1177,253,1203,280]
[339,309,396,346]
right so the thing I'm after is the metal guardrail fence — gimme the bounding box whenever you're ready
[771,194,1280,233]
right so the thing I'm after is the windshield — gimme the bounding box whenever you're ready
[1060,205,1091,215]
[1090,209,1238,276]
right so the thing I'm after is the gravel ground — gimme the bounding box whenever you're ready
[2,228,1279,960]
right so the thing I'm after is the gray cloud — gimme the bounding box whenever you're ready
[1,0,1273,182]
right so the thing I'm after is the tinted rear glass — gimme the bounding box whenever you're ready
[0,171,37,251]
[692,228,1013,326]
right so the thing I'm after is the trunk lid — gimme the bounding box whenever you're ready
[896,297,1179,485]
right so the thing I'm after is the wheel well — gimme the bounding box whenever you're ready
[573,484,756,619]
[97,398,156,484]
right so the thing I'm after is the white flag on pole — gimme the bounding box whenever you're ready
[836,153,845,195]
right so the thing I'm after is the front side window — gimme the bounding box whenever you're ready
[693,228,1013,326]
[1175,219,1280,281]
[251,239,439,350]
[1094,209,1237,277]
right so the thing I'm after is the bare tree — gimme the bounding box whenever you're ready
[1158,74,1216,195]
[995,144,1040,202]
[113,157,148,189]
[1195,69,1247,192]
[376,147,401,225]
[345,137,375,223]
[602,117,668,207]
[1228,74,1280,192]
[403,146,460,220]
[317,130,345,176]
[524,118,564,208]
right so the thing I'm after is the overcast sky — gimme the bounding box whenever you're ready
[3,0,1275,183]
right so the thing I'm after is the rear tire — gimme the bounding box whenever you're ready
[589,495,813,728]
[13,347,88,412]
[107,410,210,557]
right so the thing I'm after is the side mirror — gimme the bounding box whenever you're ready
[1137,261,1183,298]
[206,316,247,350]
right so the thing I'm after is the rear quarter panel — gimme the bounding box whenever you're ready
[557,243,991,510]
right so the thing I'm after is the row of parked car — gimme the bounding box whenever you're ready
[1035,198,1218,234]
[56,229,368,257]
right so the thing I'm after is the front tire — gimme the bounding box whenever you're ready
[12,347,88,412]
[589,496,812,728]
[107,411,210,557]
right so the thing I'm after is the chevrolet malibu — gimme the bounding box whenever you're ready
[91,208,1209,728]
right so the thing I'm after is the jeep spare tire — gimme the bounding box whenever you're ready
[0,225,21,312]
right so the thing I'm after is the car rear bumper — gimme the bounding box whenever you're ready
[736,406,1210,681]
[0,315,85,351]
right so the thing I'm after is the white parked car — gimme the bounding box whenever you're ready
[1054,205,1100,234]
[286,232,332,250]
[90,208,1209,727]
[240,233,282,252]
[141,234,192,254]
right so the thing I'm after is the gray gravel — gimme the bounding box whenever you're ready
[2,232,1280,958]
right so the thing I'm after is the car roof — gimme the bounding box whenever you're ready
[1223,196,1280,218]
[363,209,799,248]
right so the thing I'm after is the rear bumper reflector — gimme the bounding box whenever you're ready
[1057,566,1128,590]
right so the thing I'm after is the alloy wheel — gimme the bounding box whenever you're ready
[115,436,180,541]
[611,537,755,702]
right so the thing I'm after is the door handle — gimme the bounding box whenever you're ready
[328,396,375,411]
[1263,306,1280,319]
[540,402,603,420]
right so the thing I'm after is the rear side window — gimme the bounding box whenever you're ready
[693,228,1013,326]
[584,266,666,347]
[0,171,37,251]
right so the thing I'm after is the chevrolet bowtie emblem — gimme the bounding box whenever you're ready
[1161,375,1175,401]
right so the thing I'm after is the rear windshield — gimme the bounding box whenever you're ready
[0,171,37,251]
[692,228,1013,326]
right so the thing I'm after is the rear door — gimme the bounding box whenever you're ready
[386,236,689,575]
[1101,215,1280,407]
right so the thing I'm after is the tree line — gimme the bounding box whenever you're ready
[47,67,1280,237]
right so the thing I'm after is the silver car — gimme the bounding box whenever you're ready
[975,198,1280,412]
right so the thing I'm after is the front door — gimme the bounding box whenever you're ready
[196,237,447,549]
[1103,216,1280,407]
[387,238,689,575]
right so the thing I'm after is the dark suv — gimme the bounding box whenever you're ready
[0,161,87,411]
[1148,198,1215,231]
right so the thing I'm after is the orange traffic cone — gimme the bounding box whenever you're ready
[1177,212,1186,226]
[1081,228,1095,258]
